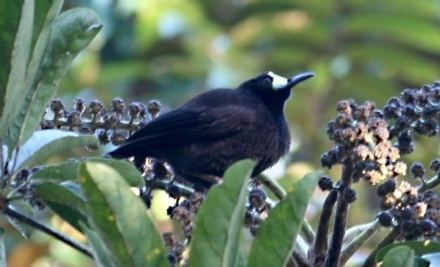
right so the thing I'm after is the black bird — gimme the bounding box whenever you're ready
[109,71,314,188]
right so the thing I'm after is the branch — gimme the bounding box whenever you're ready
[4,206,93,258]
[309,189,338,266]
[323,164,353,267]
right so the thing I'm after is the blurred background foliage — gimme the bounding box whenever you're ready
[4,0,440,266]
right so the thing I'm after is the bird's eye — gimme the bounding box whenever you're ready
[262,76,272,86]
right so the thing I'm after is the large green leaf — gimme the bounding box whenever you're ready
[248,172,319,267]
[81,223,116,267]
[0,0,34,134]
[34,182,87,231]
[376,241,440,262]
[381,246,415,267]
[13,129,98,172]
[188,160,255,267]
[31,157,143,187]
[79,162,169,267]
[0,0,25,115]
[2,0,63,151]
[8,6,101,149]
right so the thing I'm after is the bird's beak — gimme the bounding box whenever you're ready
[269,71,315,90]
[286,71,315,89]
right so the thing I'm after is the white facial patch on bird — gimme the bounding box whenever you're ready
[268,71,289,89]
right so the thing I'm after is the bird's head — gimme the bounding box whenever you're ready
[239,71,315,108]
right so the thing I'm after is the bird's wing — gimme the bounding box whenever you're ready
[118,105,256,148]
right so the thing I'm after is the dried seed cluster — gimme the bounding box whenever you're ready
[244,186,270,235]
[41,98,162,146]
[322,99,406,185]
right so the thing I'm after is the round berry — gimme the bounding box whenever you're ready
[377,211,393,227]
[400,207,414,220]
[410,162,425,179]
[420,219,437,233]
[318,176,333,191]
[377,180,396,197]
[249,187,267,210]
[343,187,357,203]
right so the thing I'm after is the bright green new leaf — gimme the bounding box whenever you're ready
[188,160,255,267]
[79,162,169,267]
[381,246,415,267]
[248,172,319,267]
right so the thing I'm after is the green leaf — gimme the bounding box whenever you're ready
[34,182,87,231]
[346,14,440,53]
[188,160,255,267]
[381,246,415,267]
[6,201,34,239]
[0,0,25,116]
[0,228,5,267]
[7,6,101,149]
[248,172,320,267]
[376,241,440,262]
[235,251,247,267]
[2,0,63,151]
[0,0,34,135]
[79,162,169,267]
[31,157,143,187]
[81,223,116,267]
[13,129,98,172]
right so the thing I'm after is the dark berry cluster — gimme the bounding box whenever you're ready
[245,186,270,235]
[322,99,406,185]
[377,180,440,241]
[167,191,205,240]
[162,232,186,267]
[384,82,440,153]
[11,167,45,210]
[41,98,162,146]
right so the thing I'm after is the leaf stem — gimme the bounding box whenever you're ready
[339,220,381,266]
[4,205,93,258]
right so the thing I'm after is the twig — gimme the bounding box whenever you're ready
[419,175,440,192]
[255,174,315,243]
[361,228,399,267]
[4,205,93,258]
[309,189,338,266]
[339,220,381,266]
[324,164,353,267]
